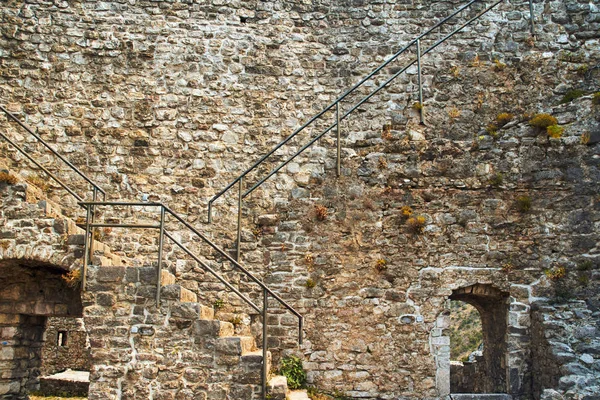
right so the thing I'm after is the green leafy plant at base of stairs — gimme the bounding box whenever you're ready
[280,355,306,390]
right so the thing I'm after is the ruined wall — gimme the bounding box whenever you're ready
[0,174,86,399]
[531,300,600,399]
[0,314,46,398]
[41,317,91,376]
[1,1,600,399]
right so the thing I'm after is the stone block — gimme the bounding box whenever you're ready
[96,266,126,282]
[216,336,254,356]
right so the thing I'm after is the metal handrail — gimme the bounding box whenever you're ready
[207,0,534,260]
[0,105,106,203]
[207,0,482,217]
[78,200,304,399]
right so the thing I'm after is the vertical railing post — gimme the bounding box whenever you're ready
[82,204,92,291]
[528,0,535,38]
[207,201,212,224]
[156,206,166,305]
[262,288,268,400]
[416,39,425,125]
[336,102,341,177]
[236,177,243,261]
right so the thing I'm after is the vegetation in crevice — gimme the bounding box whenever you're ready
[279,355,306,390]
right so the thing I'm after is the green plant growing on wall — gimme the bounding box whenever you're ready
[577,260,593,271]
[213,298,225,310]
[577,274,589,286]
[229,315,243,326]
[496,112,514,127]
[593,92,600,105]
[493,59,506,71]
[407,215,426,233]
[576,65,588,76]
[547,124,564,139]
[412,101,423,111]
[305,278,316,289]
[0,172,18,185]
[489,172,504,187]
[61,269,82,288]
[314,204,328,221]
[581,132,591,145]
[544,266,567,281]
[26,174,50,192]
[375,259,387,272]
[279,355,306,390]
[529,113,558,130]
[561,89,585,104]
[485,123,498,138]
[400,206,413,218]
[516,195,532,212]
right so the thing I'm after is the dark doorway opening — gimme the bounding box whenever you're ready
[448,284,509,394]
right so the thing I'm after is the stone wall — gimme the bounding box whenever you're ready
[1,1,600,399]
[531,300,600,399]
[1,170,267,400]
[41,317,91,376]
[451,357,486,394]
[0,171,85,399]
[83,264,266,400]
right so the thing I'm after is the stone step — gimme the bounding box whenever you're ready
[170,303,214,321]
[267,375,309,400]
[450,395,513,400]
[67,234,128,266]
[160,284,198,303]
[216,336,256,356]
[288,390,310,400]
[267,375,287,400]
[193,319,234,338]
[161,269,176,286]
[237,350,271,385]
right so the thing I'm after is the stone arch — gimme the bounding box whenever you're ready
[0,258,83,399]
[449,283,509,394]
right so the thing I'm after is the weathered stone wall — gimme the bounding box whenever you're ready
[531,300,600,399]
[1,1,600,399]
[83,264,265,400]
[450,357,486,394]
[0,171,85,399]
[41,317,91,376]
[261,95,599,398]
[0,314,46,398]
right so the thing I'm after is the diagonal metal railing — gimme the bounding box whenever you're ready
[207,0,535,260]
[78,200,303,399]
[0,105,106,203]
[1,107,302,399]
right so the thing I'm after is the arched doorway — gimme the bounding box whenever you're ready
[448,284,509,394]
[0,259,84,399]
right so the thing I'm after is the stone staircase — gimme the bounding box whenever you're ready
[1,160,308,399]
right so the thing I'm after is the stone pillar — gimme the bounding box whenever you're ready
[432,312,451,396]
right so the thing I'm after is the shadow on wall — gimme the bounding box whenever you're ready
[0,259,83,398]
[448,284,509,394]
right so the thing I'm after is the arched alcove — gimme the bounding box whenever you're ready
[449,283,509,394]
[0,259,83,399]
